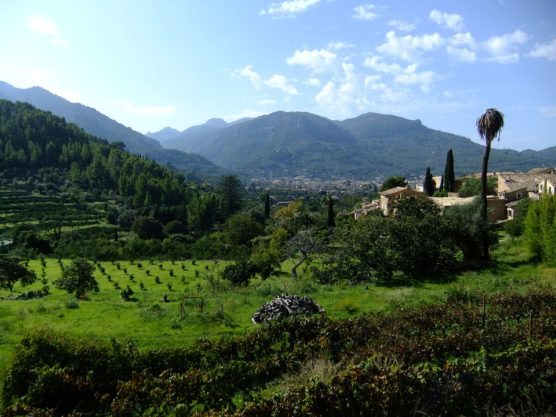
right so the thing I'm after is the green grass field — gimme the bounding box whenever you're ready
[1,236,554,384]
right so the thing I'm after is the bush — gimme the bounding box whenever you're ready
[221,261,256,286]
[131,216,164,240]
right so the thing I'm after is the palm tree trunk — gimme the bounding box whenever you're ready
[481,140,492,261]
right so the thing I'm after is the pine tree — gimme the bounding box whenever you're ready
[218,175,242,220]
[423,167,434,196]
[443,149,455,193]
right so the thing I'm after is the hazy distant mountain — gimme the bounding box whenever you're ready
[0,80,224,179]
[146,126,181,142]
[161,110,556,179]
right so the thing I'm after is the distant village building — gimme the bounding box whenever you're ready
[353,198,380,220]
[354,168,556,222]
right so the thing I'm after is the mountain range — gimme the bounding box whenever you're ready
[1,80,554,181]
[0,81,223,180]
[153,111,556,179]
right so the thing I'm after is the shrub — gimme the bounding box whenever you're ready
[221,261,256,286]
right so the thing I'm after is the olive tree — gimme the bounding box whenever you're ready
[0,255,36,291]
[54,258,98,298]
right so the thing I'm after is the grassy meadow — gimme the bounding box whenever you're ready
[1,235,554,382]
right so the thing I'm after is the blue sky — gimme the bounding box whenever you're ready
[1,0,555,150]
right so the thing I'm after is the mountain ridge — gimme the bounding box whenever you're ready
[0,81,224,180]
[2,80,553,181]
[160,110,555,179]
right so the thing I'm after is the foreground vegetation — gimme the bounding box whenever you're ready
[1,235,555,415]
[2,285,554,416]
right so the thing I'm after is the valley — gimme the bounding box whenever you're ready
[0,95,554,416]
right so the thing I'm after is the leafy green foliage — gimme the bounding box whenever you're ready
[380,176,407,191]
[504,198,532,238]
[458,176,497,197]
[223,213,264,247]
[131,217,164,240]
[0,255,36,291]
[444,197,492,262]
[2,289,554,416]
[315,197,456,283]
[54,258,98,298]
[524,195,556,264]
[221,261,256,286]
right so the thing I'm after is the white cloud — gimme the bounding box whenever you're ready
[388,19,416,32]
[393,64,436,92]
[28,15,58,35]
[286,48,337,72]
[538,107,556,118]
[446,46,476,62]
[260,0,320,16]
[429,9,464,32]
[447,32,476,62]
[265,74,298,95]
[484,29,528,64]
[530,37,556,61]
[315,63,369,117]
[450,32,475,47]
[234,65,261,88]
[259,99,277,105]
[327,41,354,50]
[363,55,402,74]
[376,31,444,61]
[352,4,378,21]
[27,15,68,47]
[304,77,321,86]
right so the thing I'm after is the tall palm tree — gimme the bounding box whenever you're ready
[476,108,504,260]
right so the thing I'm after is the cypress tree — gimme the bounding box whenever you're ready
[326,195,336,228]
[423,167,434,196]
[264,192,271,219]
[443,149,455,193]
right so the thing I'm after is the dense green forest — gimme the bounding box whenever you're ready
[0,100,190,208]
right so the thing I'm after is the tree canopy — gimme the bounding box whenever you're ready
[380,176,407,192]
[0,255,36,291]
[54,258,98,298]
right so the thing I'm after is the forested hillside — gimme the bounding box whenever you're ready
[0,100,191,208]
[0,81,224,179]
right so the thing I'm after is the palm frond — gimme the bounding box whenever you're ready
[476,108,504,143]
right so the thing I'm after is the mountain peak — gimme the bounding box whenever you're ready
[146,126,181,141]
[204,118,227,128]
